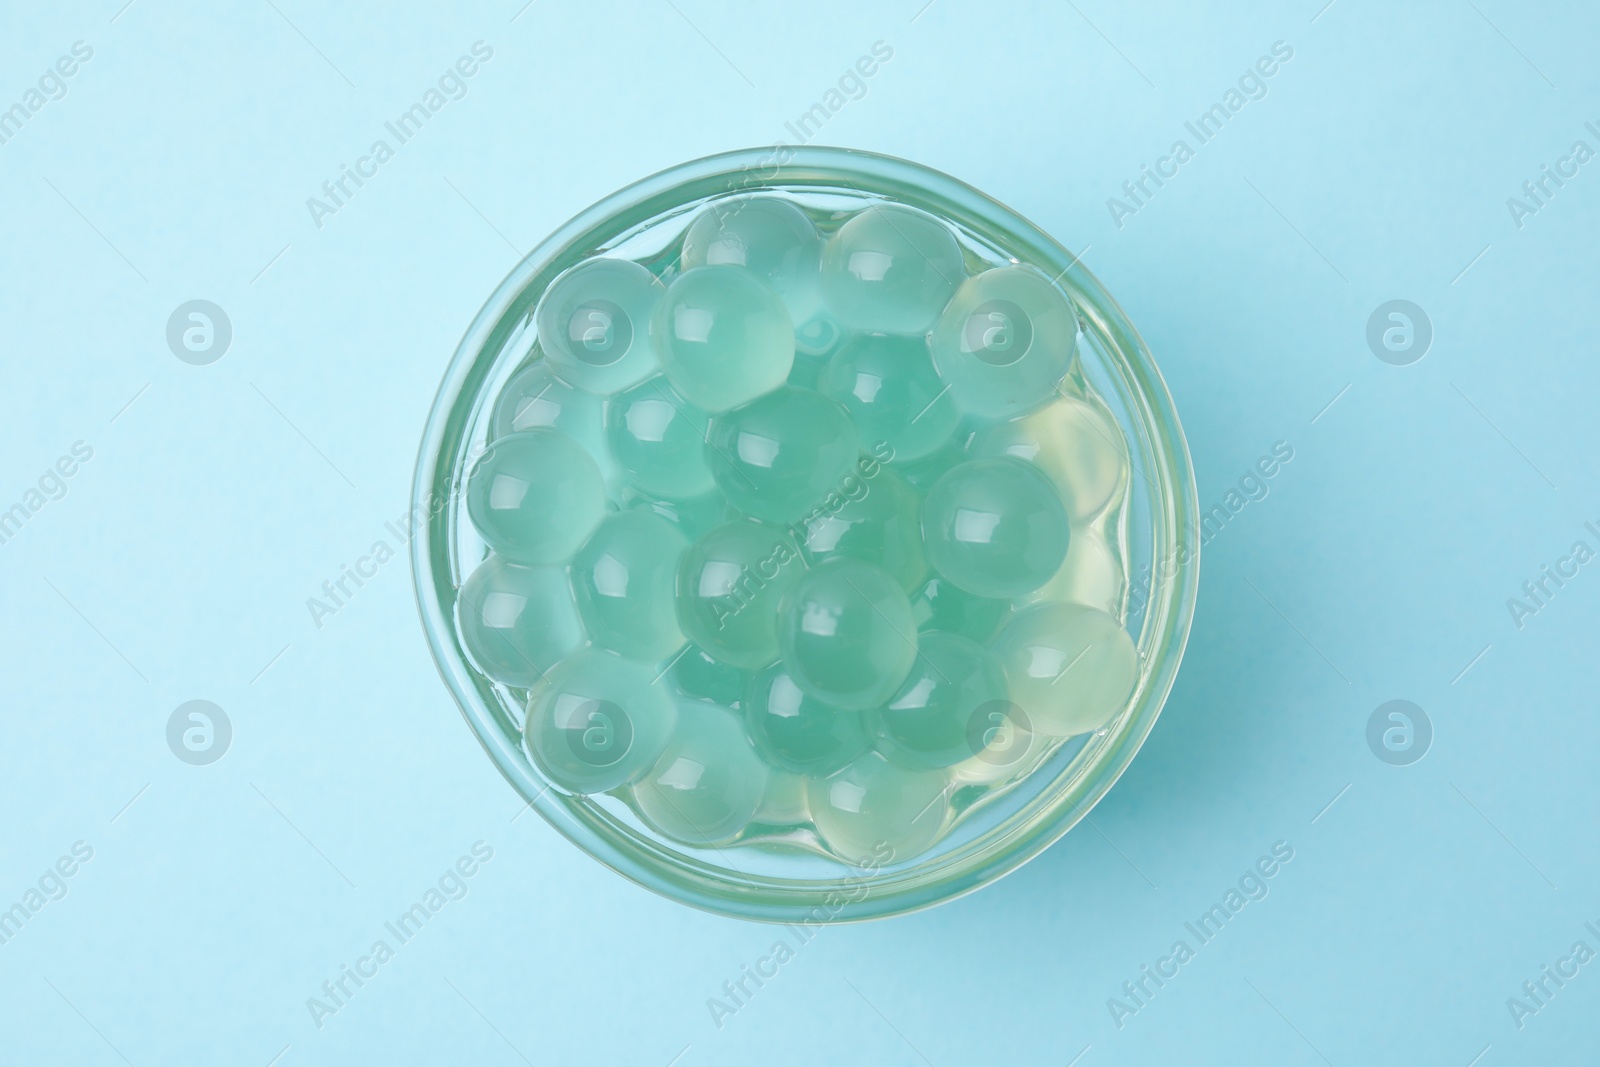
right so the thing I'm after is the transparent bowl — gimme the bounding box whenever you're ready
[410,146,1199,923]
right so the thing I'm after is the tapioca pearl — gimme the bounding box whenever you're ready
[655,265,794,413]
[744,663,872,776]
[820,204,964,334]
[909,575,1011,643]
[1026,524,1124,615]
[993,602,1138,738]
[797,466,926,592]
[777,557,917,711]
[632,698,769,846]
[706,386,860,523]
[805,751,950,865]
[676,518,805,670]
[524,648,677,794]
[820,333,959,463]
[930,265,1079,419]
[466,430,605,564]
[571,510,688,663]
[457,555,584,689]
[752,769,810,826]
[680,196,821,320]
[873,631,1011,770]
[970,395,1128,522]
[921,457,1070,598]
[607,376,716,500]
[535,258,663,394]
[672,642,751,708]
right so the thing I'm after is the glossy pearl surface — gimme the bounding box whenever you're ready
[465,430,605,564]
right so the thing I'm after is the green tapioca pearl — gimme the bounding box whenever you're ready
[909,575,1010,642]
[655,265,794,413]
[922,457,1070,598]
[873,631,1009,770]
[820,204,964,334]
[535,258,663,394]
[744,663,872,775]
[706,387,860,523]
[607,376,715,500]
[680,196,821,321]
[457,555,584,688]
[525,648,677,794]
[805,751,950,865]
[672,643,750,708]
[778,557,917,711]
[489,358,609,468]
[820,333,958,462]
[797,466,926,592]
[676,519,804,670]
[993,602,1138,738]
[632,698,769,846]
[930,264,1078,419]
[465,430,605,564]
[571,510,688,662]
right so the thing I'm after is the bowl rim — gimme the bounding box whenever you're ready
[410,144,1201,924]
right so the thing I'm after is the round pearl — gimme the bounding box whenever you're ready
[457,555,584,688]
[535,258,663,394]
[909,574,1011,643]
[466,430,605,564]
[680,196,821,323]
[873,631,1010,769]
[744,663,872,775]
[778,558,917,711]
[489,358,609,470]
[970,395,1127,522]
[820,204,964,334]
[632,698,769,846]
[921,457,1070,598]
[929,264,1078,418]
[607,376,715,500]
[806,751,949,865]
[706,387,860,523]
[820,332,958,462]
[676,519,805,670]
[525,648,677,794]
[571,510,688,663]
[655,265,794,413]
[992,602,1138,737]
[796,466,926,592]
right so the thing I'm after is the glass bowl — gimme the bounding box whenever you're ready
[410,146,1199,922]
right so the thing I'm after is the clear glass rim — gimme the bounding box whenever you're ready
[410,145,1201,923]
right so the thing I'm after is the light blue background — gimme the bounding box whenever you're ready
[2,0,1596,1063]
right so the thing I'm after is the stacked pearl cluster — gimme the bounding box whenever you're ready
[456,194,1135,864]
